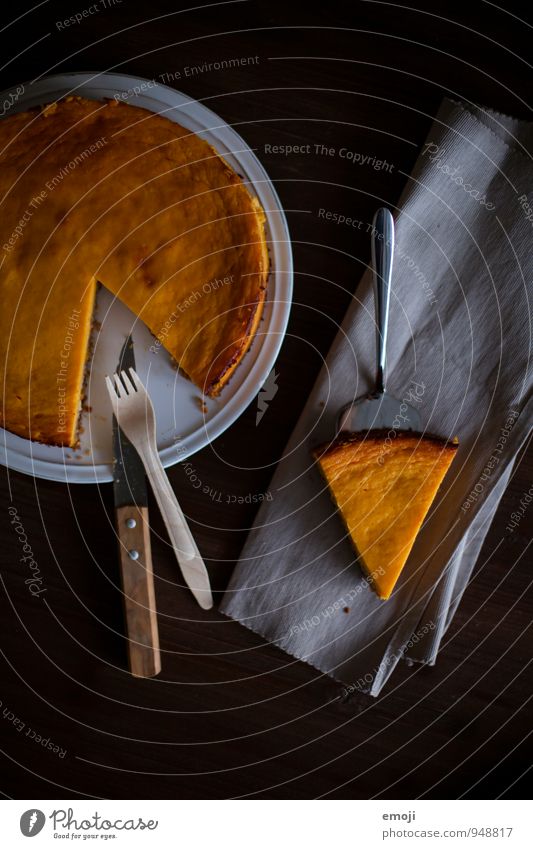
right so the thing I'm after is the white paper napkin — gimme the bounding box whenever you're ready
[220,99,533,696]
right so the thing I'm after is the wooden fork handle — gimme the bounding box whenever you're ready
[116,504,161,678]
[141,450,213,610]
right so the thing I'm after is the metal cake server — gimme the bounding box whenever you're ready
[337,207,422,434]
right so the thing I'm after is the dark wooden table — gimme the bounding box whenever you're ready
[1,0,531,800]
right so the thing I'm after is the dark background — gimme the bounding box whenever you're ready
[0,0,531,799]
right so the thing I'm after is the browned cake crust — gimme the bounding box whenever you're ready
[313,429,458,459]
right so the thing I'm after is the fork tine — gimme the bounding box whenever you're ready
[112,372,123,397]
[105,375,116,397]
[128,368,141,390]
[120,369,136,395]
[105,375,120,414]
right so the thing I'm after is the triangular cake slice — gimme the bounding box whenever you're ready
[313,431,458,599]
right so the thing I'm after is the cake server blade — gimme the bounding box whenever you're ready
[337,208,423,434]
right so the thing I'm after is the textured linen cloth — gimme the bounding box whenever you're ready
[220,99,533,696]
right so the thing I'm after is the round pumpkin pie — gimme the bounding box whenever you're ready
[0,96,269,446]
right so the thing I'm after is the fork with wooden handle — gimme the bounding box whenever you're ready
[105,368,213,610]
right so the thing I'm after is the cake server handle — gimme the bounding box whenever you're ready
[371,207,395,395]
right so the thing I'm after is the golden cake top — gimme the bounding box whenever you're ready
[0,96,269,445]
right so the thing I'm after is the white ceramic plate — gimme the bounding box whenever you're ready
[0,72,292,483]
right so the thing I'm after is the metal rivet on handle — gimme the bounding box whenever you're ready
[126,518,136,528]
[128,550,140,560]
